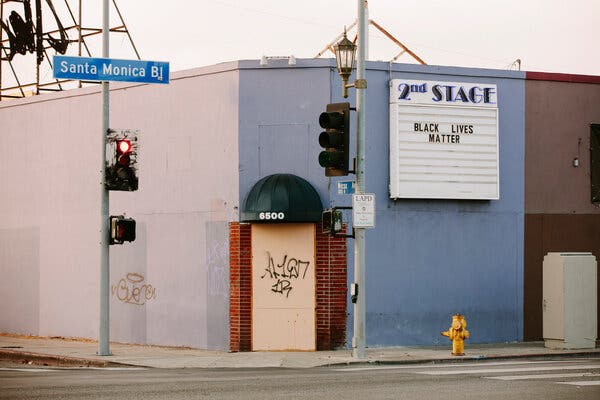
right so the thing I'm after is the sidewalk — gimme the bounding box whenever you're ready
[1,334,598,369]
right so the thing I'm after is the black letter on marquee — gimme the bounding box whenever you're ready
[398,83,411,100]
[455,87,469,102]
[483,87,496,104]
[431,85,443,102]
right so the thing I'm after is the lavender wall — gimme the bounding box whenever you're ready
[237,60,526,346]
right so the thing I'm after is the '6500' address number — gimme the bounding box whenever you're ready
[259,212,285,220]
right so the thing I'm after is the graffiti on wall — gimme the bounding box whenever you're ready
[207,237,228,297]
[111,272,157,305]
[260,251,310,298]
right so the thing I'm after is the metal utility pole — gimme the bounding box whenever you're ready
[352,0,367,359]
[98,0,111,356]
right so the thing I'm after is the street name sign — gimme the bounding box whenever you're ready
[337,180,355,195]
[352,193,375,228]
[53,55,169,84]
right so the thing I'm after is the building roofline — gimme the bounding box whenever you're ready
[526,71,600,84]
[231,58,525,80]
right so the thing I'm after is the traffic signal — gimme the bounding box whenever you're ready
[110,215,136,245]
[318,102,350,176]
[322,209,343,235]
[105,129,139,191]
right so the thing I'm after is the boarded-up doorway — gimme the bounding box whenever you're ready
[251,223,315,351]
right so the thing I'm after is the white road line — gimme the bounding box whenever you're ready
[556,380,600,386]
[415,364,600,375]
[0,367,146,372]
[485,372,598,380]
[0,368,58,373]
[62,367,148,371]
[335,360,595,372]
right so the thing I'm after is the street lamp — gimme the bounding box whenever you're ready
[334,29,357,98]
[333,1,368,360]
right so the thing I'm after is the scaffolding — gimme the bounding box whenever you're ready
[315,18,426,65]
[0,0,139,101]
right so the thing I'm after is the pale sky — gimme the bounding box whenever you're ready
[112,0,599,76]
[2,0,599,88]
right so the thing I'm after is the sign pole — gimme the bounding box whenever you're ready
[352,0,367,359]
[98,0,111,356]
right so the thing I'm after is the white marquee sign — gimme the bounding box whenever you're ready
[389,79,499,200]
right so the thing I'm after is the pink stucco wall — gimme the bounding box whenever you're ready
[0,64,240,349]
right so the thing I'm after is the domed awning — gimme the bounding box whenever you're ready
[242,174,323,223]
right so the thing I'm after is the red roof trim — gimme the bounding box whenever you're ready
[526,71,600,84]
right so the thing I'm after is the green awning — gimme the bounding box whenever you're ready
[242,174,323,223]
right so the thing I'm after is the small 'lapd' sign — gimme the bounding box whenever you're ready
[353,193,375,228]
[53,55,169,84]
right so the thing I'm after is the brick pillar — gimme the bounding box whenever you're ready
[230,222,347,352]
[229,222,252,352]
[315,223,348,350]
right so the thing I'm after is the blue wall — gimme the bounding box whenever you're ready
[238,59,525,346]
[238,59,334,205]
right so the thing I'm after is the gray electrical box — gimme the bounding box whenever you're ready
[543,252,597,349]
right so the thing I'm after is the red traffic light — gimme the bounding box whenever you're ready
[117,140,132,154]
[116,140,132,166]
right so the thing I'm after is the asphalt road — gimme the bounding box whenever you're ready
[1,357,599,399]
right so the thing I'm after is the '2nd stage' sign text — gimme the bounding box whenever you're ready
[390,80,497,107]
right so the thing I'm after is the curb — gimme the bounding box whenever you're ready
[1,348,598,369]
[0,349,137,368]
[317,350,600,368]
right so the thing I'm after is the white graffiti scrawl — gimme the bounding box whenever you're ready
[260,251,310,298]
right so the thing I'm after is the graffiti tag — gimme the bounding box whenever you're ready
[207,238,228,297]
[111,272,157,305]
[260,252,310,298]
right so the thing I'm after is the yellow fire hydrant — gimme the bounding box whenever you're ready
[441,313,469,356]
